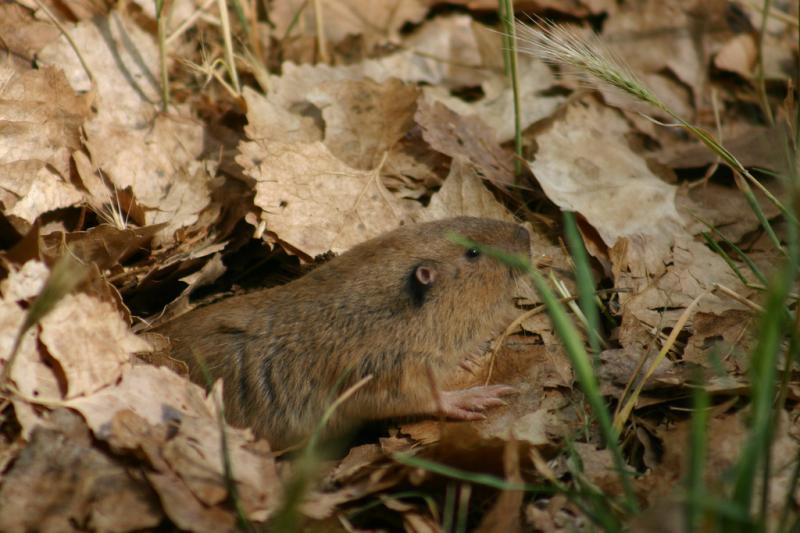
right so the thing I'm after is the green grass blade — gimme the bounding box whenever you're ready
[733,172,784,253]
[731,264,795,525]
[563,211,602,359]
[685,377,710,532]
[394,451,621,530]
[392,453,545,492]
[701,232,749,285]
[498,0,522,176]
[449,234,637,512]
[696,217,769,286]
[346,491,440,520]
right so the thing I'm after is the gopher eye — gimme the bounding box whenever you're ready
[465,248,481,260]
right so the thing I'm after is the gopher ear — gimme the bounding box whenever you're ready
[408,262,438,307]
[415,264,437,286]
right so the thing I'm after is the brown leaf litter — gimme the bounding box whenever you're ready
[0,0,798,531]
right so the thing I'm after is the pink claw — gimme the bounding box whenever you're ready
[438,385,517,420]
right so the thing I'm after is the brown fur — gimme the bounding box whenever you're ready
[155,217,530,449]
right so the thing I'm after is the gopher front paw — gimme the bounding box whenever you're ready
[438,385,516,420]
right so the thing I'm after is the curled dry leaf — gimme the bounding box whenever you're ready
[37,13,212,244]
[614,233,751,353]
[0,65,89,227]
[0,259,151,420]
[0,409,162,533]
[0,299,61,402]
[238,140,417,256]
[268,14,492,97]
[64,366,281,523]
[714,33,757,78]
[424,55,564,144]
[271,0,427,49]
[163,416,278,513]
[106,408,279,524]
[48,223,166,271]
[422,159,516,222]
[529,96,684,259]
[65,365,217,436]
[307,78,419,170]
[243,86,322,145]
[156,253,227,324]
[416,97,516,188]
[39,293,149,399]
[146,472,235,533]
[0,3,60,62]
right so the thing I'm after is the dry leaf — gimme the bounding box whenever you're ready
[614,233,750,352]
[147,472,235,532]
[0,65,89,226]
[0,260,50,302]
[243,86,322,144]
[529,96,684,273]
[421,160,516,222]
[656,410,799,522]
[424,55,564,143]
[237,140,416,256]
[475,437,523,533]
[601,0,712,105]
[683,309,754,369]
[0,409,162,533]
[416,98,516,188]
[37,13,212,244]
[0,299,61,402]
[268,15,491,96]
[271,0,427,48]
[307,78,419,170]
[51,224,165,270]
[714,33,757,78]
[0,3,60,62]
[39,293,148,399]
[677,181,782,243]
[65,364,217,436]
[572,442,621,496]
[162,415,278,515]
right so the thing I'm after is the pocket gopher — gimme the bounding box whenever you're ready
[155,217,530,449]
